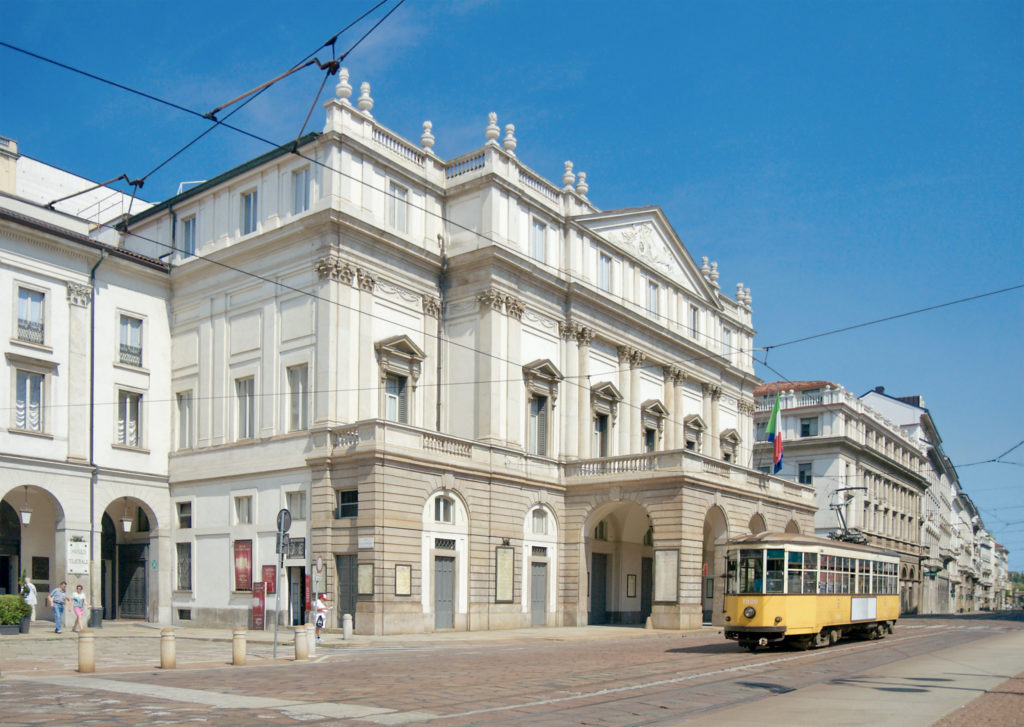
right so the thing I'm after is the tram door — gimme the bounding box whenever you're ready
[434,556,455,628]
[530,562,547,626]
[589,553,608,624]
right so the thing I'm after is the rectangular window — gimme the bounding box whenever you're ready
[800,417,819,437]
[176,391,193,449]
[117,390,142,447]
[241,190,258,235]
[17,287,45,344]
[236,377,255,439]
[593,413,608,457]
[286,491,307,521]
[532,509,548,535]
[292,167,311,214]
[721,326,731,356]
[233,539,252,591]
[335,489,358,519]
[388,182,408,232]
[530,219,546,262]
[287,365,309,431]
[598,253,612,292]
[119,315,143,366]
[176,501,192,529]
[644,428,657,453]
[647,281,659,316]
[176,543,192,591]
[234,495,252,525]
[181,215,197,256]
[689,305,699,339]
[529,395,548,456]
[434,496,454,523]
[798,463,813,485]
[14,370,44,432]
[384,374,408,423]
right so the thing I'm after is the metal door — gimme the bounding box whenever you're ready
[641,557,653,622]
[531,562,547,626]
[589,552,608,624]
[434,555,454,629]
[289,566,305,625]
[117,544,147,619]
[336,554,357,629]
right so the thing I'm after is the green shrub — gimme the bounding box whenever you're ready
[0,594,31,625]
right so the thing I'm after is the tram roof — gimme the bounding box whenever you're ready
[726,532,900,559]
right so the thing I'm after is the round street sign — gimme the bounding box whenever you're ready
[277,508,292,533]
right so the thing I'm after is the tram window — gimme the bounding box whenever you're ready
[739,549,763,594]
[858,560,871,594]
[766,549,784,593]
[726,552,738,594]
[787,552,803,594]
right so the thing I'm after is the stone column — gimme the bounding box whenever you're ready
[674,371,686,448]
[663,366,679,450]
[616,347,632,455]
[477,289,505,444]
[308,454,334,604]
[66,282,91,462]
[505,295,524,449]
[629,350,644,453]
[559,321,579,458]
[710,386,721,458]
[356,267,376,421]
[422,296,441,429]
[576,325,594,458]
[700,383,712,454]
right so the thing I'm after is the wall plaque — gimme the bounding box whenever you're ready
[495,546,514,603]
[654,549,678,603]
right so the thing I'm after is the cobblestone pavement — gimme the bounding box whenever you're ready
[1,612,1021,726]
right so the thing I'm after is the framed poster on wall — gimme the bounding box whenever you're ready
[233,540,253,591]
[395,564,412,596]
[357,563,374,595]
[495,546,514,603]
[654,548,678,603]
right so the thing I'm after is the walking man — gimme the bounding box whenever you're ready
[47,581,68,633]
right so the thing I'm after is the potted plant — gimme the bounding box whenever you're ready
[0,594,31,635]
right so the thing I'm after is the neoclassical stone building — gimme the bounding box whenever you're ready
[111,71,814,633]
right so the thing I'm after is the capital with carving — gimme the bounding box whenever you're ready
[477,288,505,312]
[576,326,594,346]
[422,296,442,318]
[737,398,756,415]
[558,320,577,340]
[504,295,525,320]
[664,365,682,384]
[617,346,645,367]
[66,282,92,307]
[357,268,376,292]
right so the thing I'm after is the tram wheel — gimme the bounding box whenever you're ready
[829,629,840,645]
[814,630,831,648]
[793,636,814,651]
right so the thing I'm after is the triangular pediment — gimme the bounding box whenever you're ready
[591,381,623,401]
[374,334,425,360]
[574,206,721,308]
[684,414,707,431]
[523,358,563,381]
[641,399,669,417]
[720,428,741,444]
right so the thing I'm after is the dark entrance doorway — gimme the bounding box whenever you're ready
[640,556,653,623]
[335,554,357,630]
[589,552,609,624]
[0,500,19,595]
[117,543,147,619]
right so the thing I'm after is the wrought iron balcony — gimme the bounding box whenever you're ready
[119,343,142,367]
[17,318,44,344]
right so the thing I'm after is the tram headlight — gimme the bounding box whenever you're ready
[743,606,756,619]
[775,616,783,624]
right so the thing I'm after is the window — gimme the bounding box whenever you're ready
[689,305,700,339]
[17,288,45,344]
[176,543,192,591]
[434,495,454,523]
[644,427,657,453]
[800,417,819,437]
[176,391,193,449]
[530,219,546,262]
[598,253,612,292]
[647,281,659,316]
[176,502,192,529]
[593,413,609,457]
[286,491,307,521]
[755,422,768,442]
[594,520,608,541]
[14,370,43,432]
[529,395,549,456]
[388,182,408,232]
[721,326,731,356]
[292,167,311,214]
[181,215,197,256]
[287,365,309,431]
[384,374,408,423]
[335,489,358,519]
[234,495,252,525]
[798,463,813,485]
[241,189,258,235]
[236,377,255,439]
[117,390,142,447]
[532,508,548,535]
[119,315,142,366]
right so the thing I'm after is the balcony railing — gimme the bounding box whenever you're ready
[119,343,142,367]
[17,318,44,344]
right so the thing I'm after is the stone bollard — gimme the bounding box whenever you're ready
[78,629,95,673]
[232,628,246,666]
[160,628,176,669]
[342,613,353,640]
[306,623,316,656]
[293,625,308,661]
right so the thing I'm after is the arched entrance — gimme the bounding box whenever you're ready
[702,506,729,625]
[101,497,156,620]
[0,499,20,595]
[0,486,65,619]
[584,501,652,625]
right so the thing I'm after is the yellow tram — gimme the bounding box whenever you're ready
[723,532,900,651]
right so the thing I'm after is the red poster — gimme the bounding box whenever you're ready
[262,565,277,594]
[234,540,253,591]
[305,574,312,611]
[702,562,708,577]
[252,581,266,631]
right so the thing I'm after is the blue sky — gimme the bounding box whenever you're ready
[3,1,1022,569]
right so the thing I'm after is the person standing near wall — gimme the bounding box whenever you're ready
[47,581,68,633]
[22,577,37,621]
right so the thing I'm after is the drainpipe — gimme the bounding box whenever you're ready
[89,249,107,621]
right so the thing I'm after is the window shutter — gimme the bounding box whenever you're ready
[536,397,547,456]
[398,377,408,423]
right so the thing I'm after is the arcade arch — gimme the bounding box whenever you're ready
[583,500,653,625]
[702,505,729,624]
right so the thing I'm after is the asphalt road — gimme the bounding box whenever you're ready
[1,612,1021,726]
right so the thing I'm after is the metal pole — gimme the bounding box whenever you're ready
[272,537,284,658]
